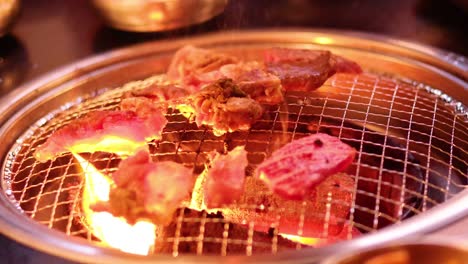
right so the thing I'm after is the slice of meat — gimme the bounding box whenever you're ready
[34,109,167,162]
[167,45,238,91]
[166,46,284,105]
[264,47,362,91]
[121,83,189,115]
[219,62,284,105]
[95,150,194,225]
[330,54,363,75]
[205,146,248,208]
[154,208,303,255]
[220,174,354,238]
[178,78,264,136]
[256,133,356,200]
[124,83,189,103]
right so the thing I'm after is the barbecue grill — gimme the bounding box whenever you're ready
[0,30,466,263]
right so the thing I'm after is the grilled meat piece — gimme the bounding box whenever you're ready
[178,78,263,136]
[34,109,167,162]
[93,150,194,225]
[120,84,190,107]
[124,83,189,102]
[167,45,238,91]
[120,83,189,116]
[204,146,248,208]
[220,62,284,105]
[220,174,354,238]
[167,46,284,104]
[120,97,165,119]
[257,133,356,200]
[264,47,362,91]
[154,208,303,255]
[329,54,363,74]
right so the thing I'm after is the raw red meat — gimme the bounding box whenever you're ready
[204,146,248,208]
[220,173,354,238]
[97,149,194,225]
[34,109,167,162]
[256,133,356,200]
[264,47,362,91]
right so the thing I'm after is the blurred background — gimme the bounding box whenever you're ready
[0,0,466,262]
[0,0,467,98]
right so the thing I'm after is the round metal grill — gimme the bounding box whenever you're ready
[3,71,467,256]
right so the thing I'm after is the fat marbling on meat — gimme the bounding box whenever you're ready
[256,133,356,200]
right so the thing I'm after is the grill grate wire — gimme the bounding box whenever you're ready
[3,73,467,256]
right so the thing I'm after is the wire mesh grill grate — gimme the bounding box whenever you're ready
[3,72,467,256]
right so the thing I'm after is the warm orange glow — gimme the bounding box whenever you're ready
[189,165,224,215]
[74,153,156,255]
[68,136,148,157]
[189,166,218,213]
[148,10,164,21]
[313,36,334,45]
[279,234,321,246]
[189,166,207,211]
[176,104,196,120]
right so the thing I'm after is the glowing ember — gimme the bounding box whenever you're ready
[73,153,156,255]
[279,234,320,246]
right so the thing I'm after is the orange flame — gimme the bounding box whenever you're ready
[68,136,148,157]
[279,234,321,246]
[189,165,207,211]
[189,166,219,214]
[73,153,156,255]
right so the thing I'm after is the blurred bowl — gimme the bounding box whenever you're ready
[91,0,228,32]
[323,236,468,264]
[0,0,20,36]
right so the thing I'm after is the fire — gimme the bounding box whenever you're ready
[176,104,195,120]
[279,234,321,246]
[189,167,207,211]
[68,136,148,157]
[189,166,219,214]
[73,153,156,255]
